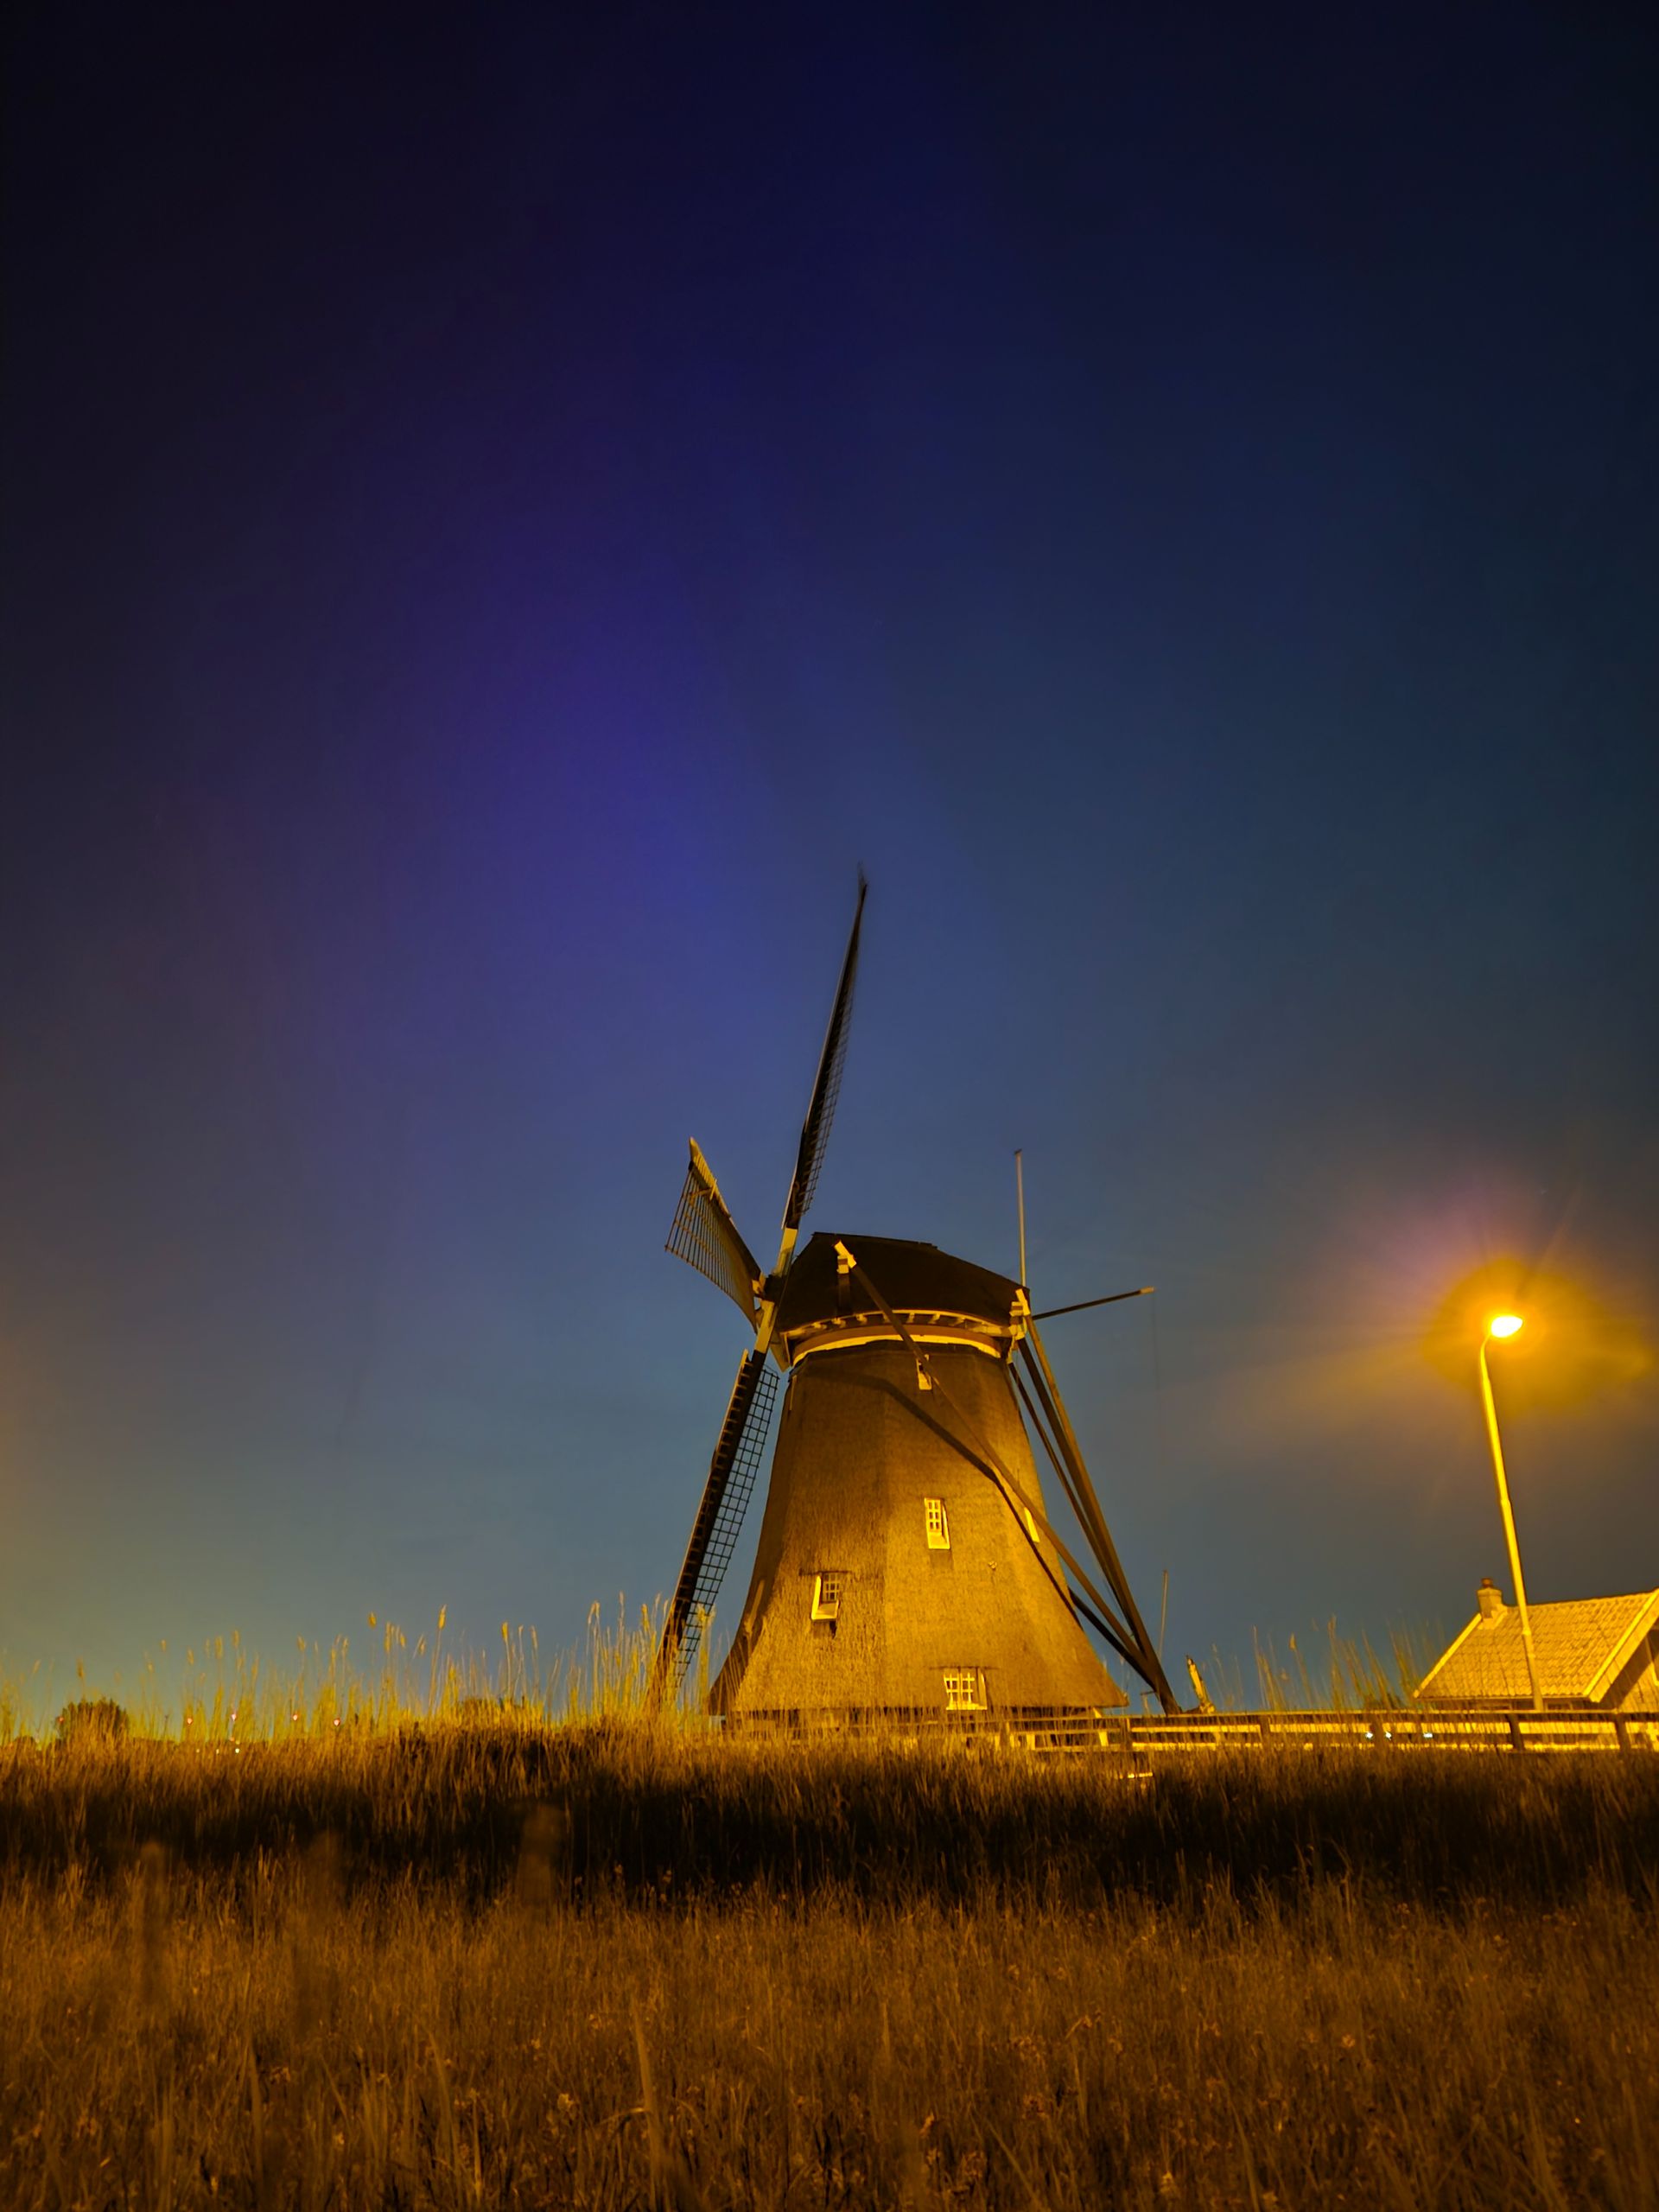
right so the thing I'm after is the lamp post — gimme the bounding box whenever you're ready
[1478,1314,1542,1713]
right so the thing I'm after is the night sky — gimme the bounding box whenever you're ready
[3,5,1656,1715]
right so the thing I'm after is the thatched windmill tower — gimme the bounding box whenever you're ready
[651,881,1177,1726]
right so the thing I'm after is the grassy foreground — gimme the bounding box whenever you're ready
[2,1728,1657,2209]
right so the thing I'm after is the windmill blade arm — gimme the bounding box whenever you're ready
[1066,1586,1147,1678]
[886,1360,1141,1664]
[909,1357,1143,1675]
[1029,1287,1154,1321]
[826,1245,1164,1706]
[665,1140,763,1323]
[782,874,867,1234]
[649,1348,779,1703]
[837,1242,934,1390]
[1020,1328,1179,1713]
[1013,1363,1101,1557]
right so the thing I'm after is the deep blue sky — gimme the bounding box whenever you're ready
[3,4,1656,1714]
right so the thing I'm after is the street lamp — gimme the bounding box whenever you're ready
[1478,1313,1542,1713]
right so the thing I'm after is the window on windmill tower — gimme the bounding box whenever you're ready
[811,1573,843,1621]
[944,1667,984,1711]
[924,1498,950,1550]
[1022,1505,1039,1544]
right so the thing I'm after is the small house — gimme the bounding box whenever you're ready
[1416,1580,1659,1711]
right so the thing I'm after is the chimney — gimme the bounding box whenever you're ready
[1477,1578,1506,1621]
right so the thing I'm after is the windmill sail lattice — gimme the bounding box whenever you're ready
[784,874,865,1230]
[665,1141,760,1322]
[663,1351,780,1690]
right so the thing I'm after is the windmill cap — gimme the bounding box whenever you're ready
[776,1232,1022,1338]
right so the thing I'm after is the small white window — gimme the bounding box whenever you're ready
[811,1572,843,1621]
[944,1666,984,1711]
[924,1498,950,1550]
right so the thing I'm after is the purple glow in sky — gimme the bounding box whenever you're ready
[2,5,1656,1714]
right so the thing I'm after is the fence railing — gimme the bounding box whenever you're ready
[1120,1707,1659,1756]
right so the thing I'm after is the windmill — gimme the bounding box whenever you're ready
[652,880,1179,1723]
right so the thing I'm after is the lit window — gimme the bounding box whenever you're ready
[1023,1506,1039,1544]
[811,1573,842,1621]
[924,1498,950,1550]
[944,1667,983,1711]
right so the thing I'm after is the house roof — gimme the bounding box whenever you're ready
[1417,1589,1659,1704]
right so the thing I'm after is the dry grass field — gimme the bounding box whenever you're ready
[2,1715,1658,2211]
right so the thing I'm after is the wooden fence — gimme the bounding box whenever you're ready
[1118,1707,1659,1758]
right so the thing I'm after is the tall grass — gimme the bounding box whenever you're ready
[2,1603,1446,1745]
[0,1600,682,1746]
[4,1611,1657,2206]
[1,1733,1656,2208]
[1243,1620,1439,1712]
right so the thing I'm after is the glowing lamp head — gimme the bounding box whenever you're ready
[1488,1313,1524,1340]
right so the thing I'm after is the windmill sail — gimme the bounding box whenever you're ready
[665,1140,761,1322]
[652,1348,780,1697]
[783,874,866,1231]
[1017,1325,1178,1712]
[652,875,869,1704]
